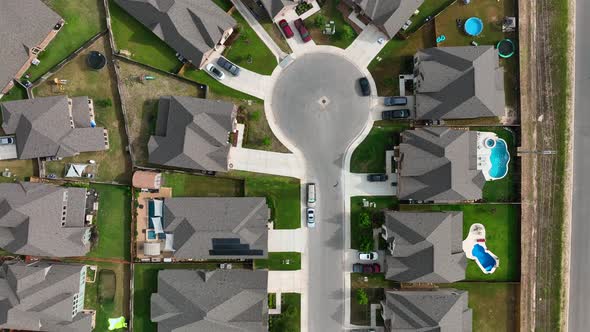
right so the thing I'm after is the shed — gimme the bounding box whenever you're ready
[144,242,161,256]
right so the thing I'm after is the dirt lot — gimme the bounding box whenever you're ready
[116,60,205,165]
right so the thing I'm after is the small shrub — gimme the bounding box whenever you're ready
[356,289,369,305]
[248,110,261,121]
[314,14,326,28]
[94,98,112,108]
[359,212,372,228]
[340,25,355,40]
[262,137,272,146]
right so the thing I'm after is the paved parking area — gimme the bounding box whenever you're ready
[346,173,396,197]
[0,141,17,160]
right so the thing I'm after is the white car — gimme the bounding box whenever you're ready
[359,251,378,261]
[307,208,315,228]
[206,63,225,80]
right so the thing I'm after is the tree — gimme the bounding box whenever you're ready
[341,25,355,40]
[359,211,372,228]
[359,236,373,253]
[314,14,326,28]
[356,289,369,305]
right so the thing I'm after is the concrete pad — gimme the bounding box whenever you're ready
[346,173,396,196]
[0,143,17,160]
[344,24,389,68]
[268,228,308,252]
[268,271,303,292]
[228,147,304,178]
[205,54,272,99]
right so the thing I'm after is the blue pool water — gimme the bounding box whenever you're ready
[464,17,484,36]
[147,230,156,240]
[488,138,510,179]
[472,244,496,272]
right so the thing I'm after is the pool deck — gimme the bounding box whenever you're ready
[135,188,172,259]
[462,223,499,274]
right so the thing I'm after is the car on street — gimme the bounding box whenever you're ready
[367,174,388,182]
[216,57,240,76]
[307,208,315,228]
[359,252,379,261]
[352,263,381,273]
[206,63,225,80]
[384,96,407,106]
[0,137,14,145]
[278,19,294,38]
[294,18,312,43]
[307,183,316,207]
[381,109,410,120]
[359,77,371,96]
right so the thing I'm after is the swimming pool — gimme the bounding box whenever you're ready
[488,138,510,179]
[464,17,483,36]
[472,244,496,272]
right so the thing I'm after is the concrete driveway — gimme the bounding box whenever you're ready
[345,24,389,68]
[205,55,272,99]
[228,147,304,178]
[346,173,396,197]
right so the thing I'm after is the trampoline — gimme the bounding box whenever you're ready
[497,39,515,58]
[86,51,106,70]
[464,17,483,36]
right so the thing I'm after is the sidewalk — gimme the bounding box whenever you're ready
[230,0,288,61]
[228,147,304,178]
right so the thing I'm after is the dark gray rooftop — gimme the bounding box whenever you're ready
[0,95,107,159]
[148,96,236,172]
[114,0,236,66]
[0,261,92,332]
[397,127,486,202]
[352,0,424,38]
[163,197,269,259]
[0,182,91,257]
[151,269,268,331]
[382,211,466,283]
[0,0,62,93]
[260,0,293,18]
[381,289,472,331]
[414,46,506,120]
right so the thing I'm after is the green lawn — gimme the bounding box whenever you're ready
[306,0,358,49]
[109,0,181,73]
[351,273,398,289]
[477,127,519,202]
[405,0,455,34]
[350,121,410,173]
[400,203,520,281]
[441,282,519,332]
[350,288,384,326]
[162,172,244,197]
[350,196,398,250]
[87,184,132,261]
[0,85,27,103]
[255,252,301,270]
[269,293,301,332]
[242,173,301,229]
[82,262,129,332]
[26,0,106,81]
[133,262,241,332]
[0,160,37,183]
[224,12,278,75]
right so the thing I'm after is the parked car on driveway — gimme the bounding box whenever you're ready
[206,63,225,80]
[294,18,312,42]
[278,19,294,38]
[367,174,388,182]
[384,96,407,106]
[0,137,14,145]
[359,252,379,261]
[381,109,410,120]
[353,263,381,273]
[216,57,240,76]
[358,77,371,96]
[307,208,315,228]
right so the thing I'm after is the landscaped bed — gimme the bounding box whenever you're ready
[269,293,301,332]
[305,0,357,49]
[350,196,398,250]
[400,203,520,281]
[255,252,301,270]
[350,121,410,173]
[34,37,132,183]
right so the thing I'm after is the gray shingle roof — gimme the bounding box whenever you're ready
[162,197,269,259]
[0,95,107,159]
[114,0,236,66]
[381,289,472,331]
[0,261,92,332]
[350,0,424,38]
[151,269,268,331]
[414,46,506,120]
[148,96,236,172]
[382,211,466,283]
[260,0,293,18]
[0,0,62,93]
[0,183,90,257]
[397,127,486,202]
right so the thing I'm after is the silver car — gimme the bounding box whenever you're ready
[307,208,315,228]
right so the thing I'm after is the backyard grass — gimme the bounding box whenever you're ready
[116,60,206,165]
[133,262,243,332]
[224,12,278,75]
[255,252,301,270]
[242,173,301,229]
[350,288,384,326]
[34,37,132,183]
[108,0,181,73]
[162,172,244,197]
[269,293,301,332]
[0,160,37,183]
[441,282,519,331]
[405,0,455,34]
[0,85,27,103]
[81,261,129,332]
[87,184,132,261]
[306,0,358,49]
[26,0,106,81]
[350,121,410,173]
[400,203,520,281]
[350,196,398,250]
[477,127,519,202]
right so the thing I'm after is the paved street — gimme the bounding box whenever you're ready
[270,52,371,331]
[568,0,590,330]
